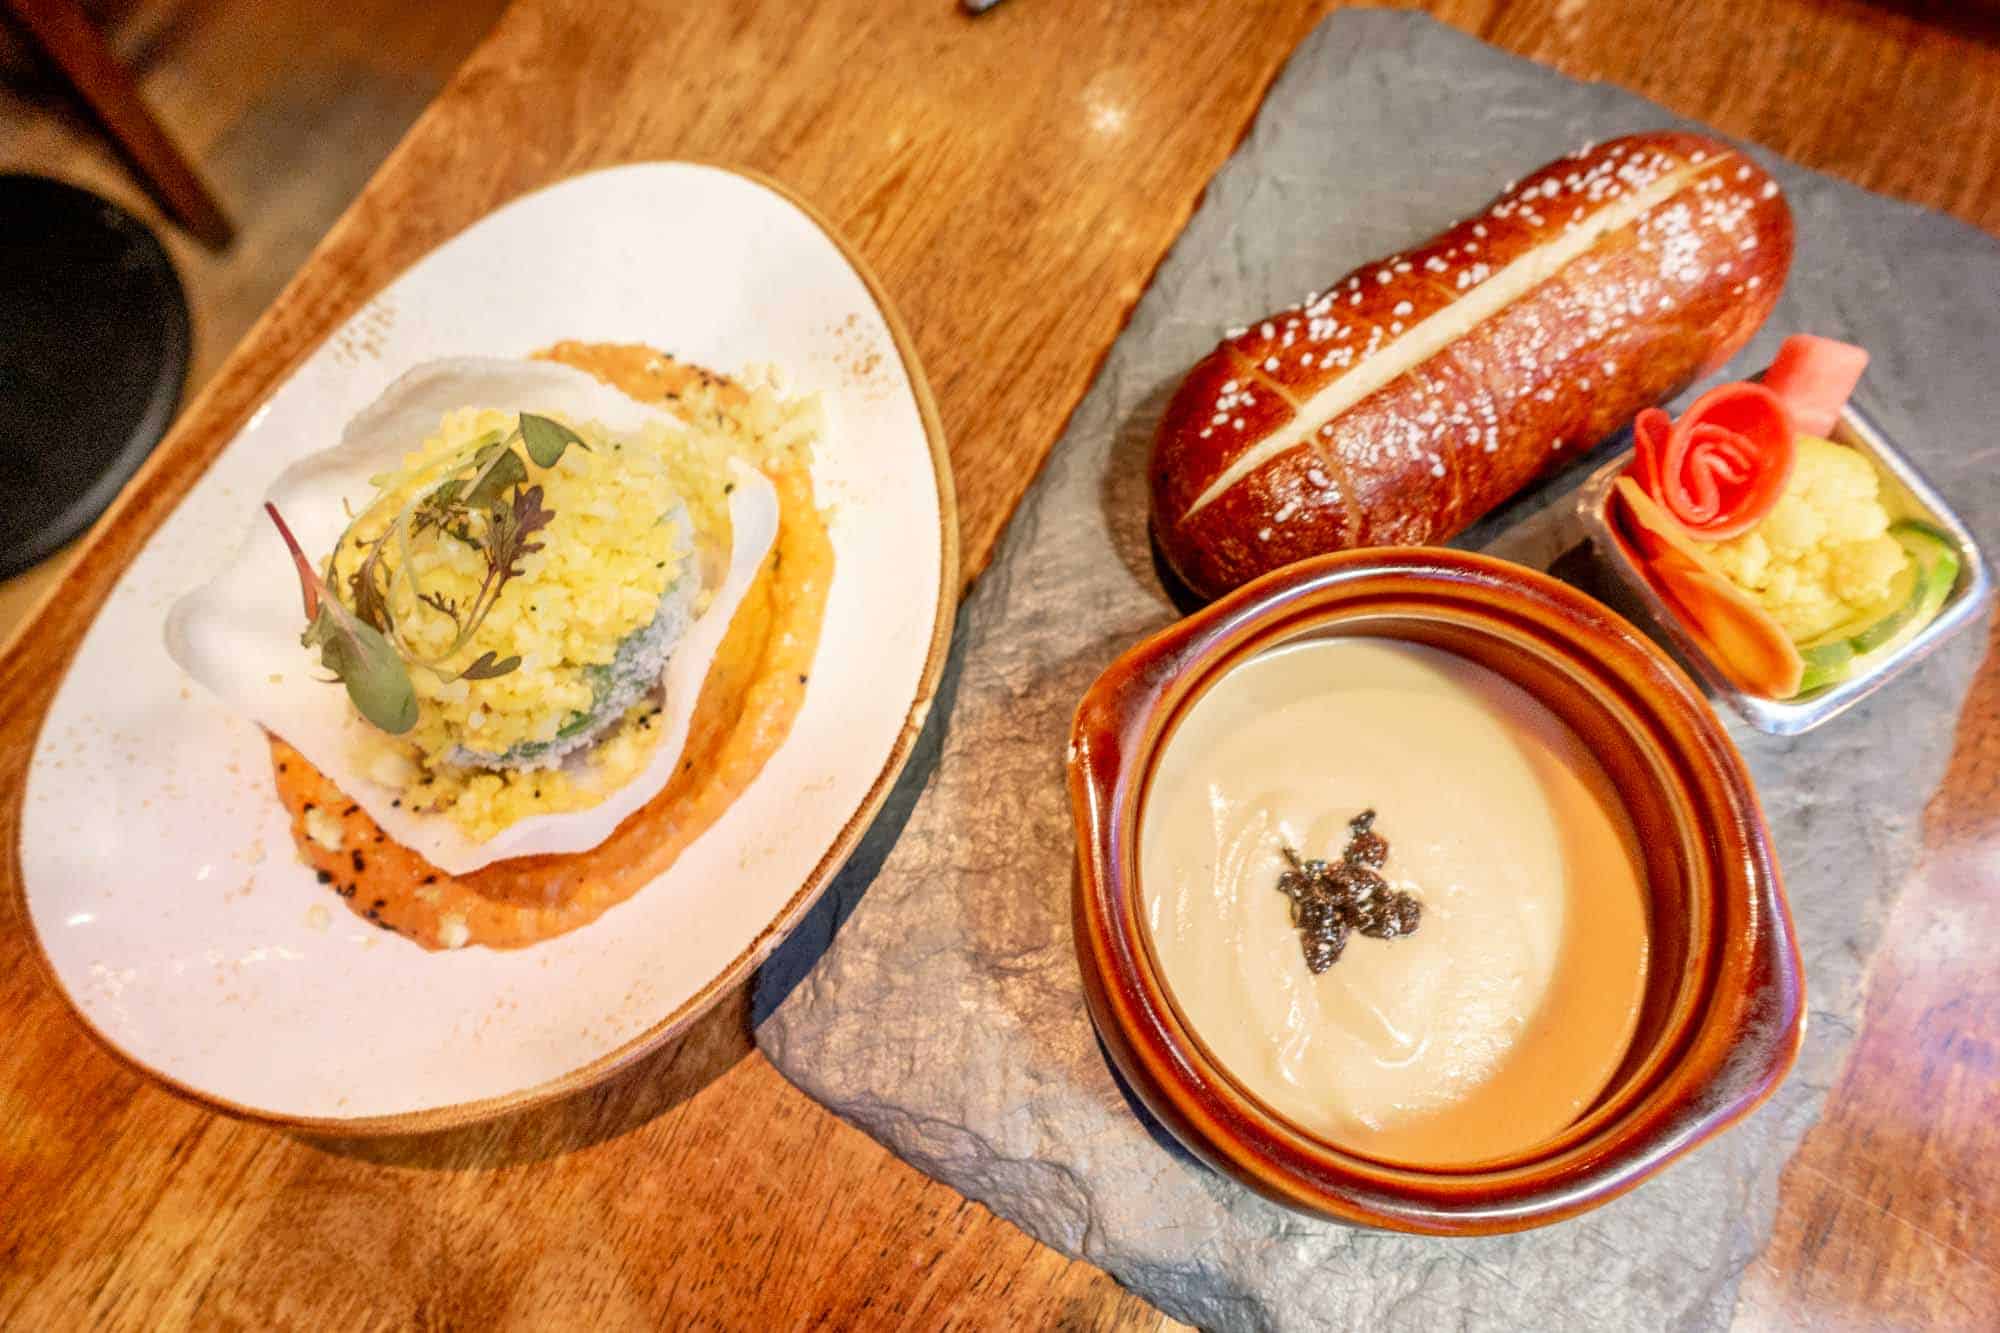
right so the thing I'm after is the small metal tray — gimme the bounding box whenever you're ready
[1575,399,1993,736]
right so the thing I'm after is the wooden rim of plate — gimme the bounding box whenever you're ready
[6,162,961,1137]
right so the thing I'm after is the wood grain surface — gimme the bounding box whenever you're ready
[0,0,511,638]
[3,0,1997,1327]
[1,0,232,242]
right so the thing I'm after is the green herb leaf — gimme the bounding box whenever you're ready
[279,413,570,713]
[410,484,465,539]
[519,412,588,468]
[266,503,418,734]
[498,484,554,572]
[464,444,528,509]
[458,650,521,681]
[303,599,419,734]
[416,589,460,623]
[346,547,396,634]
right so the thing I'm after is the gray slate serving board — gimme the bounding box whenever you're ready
[755,11,1998,1330]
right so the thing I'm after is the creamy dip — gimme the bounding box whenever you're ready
[1141,636,1649,1165]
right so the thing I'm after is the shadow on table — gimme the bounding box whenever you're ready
[1090,1019,1204,1173]
[302,607,970,1172]
[750,601,970,1027]
[298,989,754,1170]
[1861,1,2000,47]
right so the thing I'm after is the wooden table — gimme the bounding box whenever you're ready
[4,1,1995,1326]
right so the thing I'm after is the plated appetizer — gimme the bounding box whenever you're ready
[168,344,833,950]
[1610,335,1959,700]
[22,158,949,1126]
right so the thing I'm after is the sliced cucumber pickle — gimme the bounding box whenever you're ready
[1860,521,1959,658]
[1790,519,1960,696]
[1801,563,1916,656]
[1795,642,1854,696]
[1797,634,1854,680]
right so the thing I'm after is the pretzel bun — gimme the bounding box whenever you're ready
[1150,131,1793,599]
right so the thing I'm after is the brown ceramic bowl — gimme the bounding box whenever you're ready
[1068,547,1804,1235]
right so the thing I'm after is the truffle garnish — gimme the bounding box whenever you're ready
[1275,809,1422,973]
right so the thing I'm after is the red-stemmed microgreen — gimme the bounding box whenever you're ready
[269,411,587,734]
[265,502,418,734]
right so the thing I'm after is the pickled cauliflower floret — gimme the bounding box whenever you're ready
[1698,436,1907,642]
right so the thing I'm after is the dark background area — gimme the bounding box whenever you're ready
[0,0,507,634]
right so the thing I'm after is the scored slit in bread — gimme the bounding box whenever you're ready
[1150,132,1793,599]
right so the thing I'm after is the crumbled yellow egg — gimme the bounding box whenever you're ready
[327,374,822,837]
[330,408,683,763]
[393,701,668,840]
[1700,436,1907,641]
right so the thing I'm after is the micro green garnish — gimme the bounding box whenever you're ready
[265,502,417,734]
[519,411,587,466]
[269,412,588,733]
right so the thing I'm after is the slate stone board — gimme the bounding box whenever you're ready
[755,11,1998,1330]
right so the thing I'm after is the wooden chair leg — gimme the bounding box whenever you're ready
[1,0,233,246]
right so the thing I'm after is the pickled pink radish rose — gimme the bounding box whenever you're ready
[1630,383,1795,540]
[1763,334,1870,438]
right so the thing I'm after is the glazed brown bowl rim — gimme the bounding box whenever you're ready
[1068,547,1804,1235]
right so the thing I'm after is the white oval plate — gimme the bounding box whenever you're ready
[17,163,955,1131]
